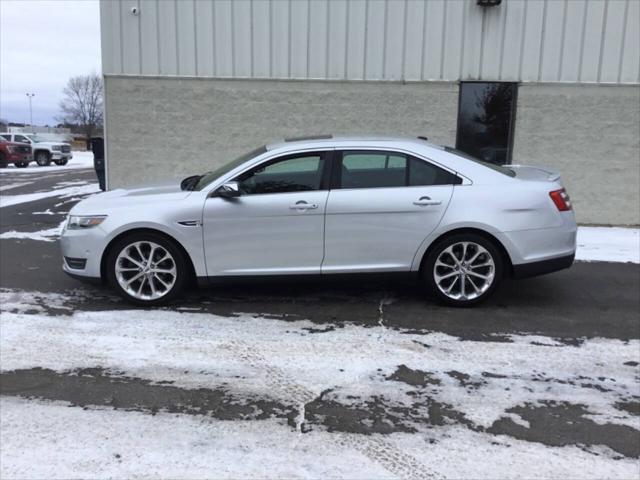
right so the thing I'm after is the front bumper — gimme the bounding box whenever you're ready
[59,224,106,280]
[5,153,33,163]
[51,152,73,160]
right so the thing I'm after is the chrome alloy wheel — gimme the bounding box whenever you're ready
[433,242,496,301]
[115,241,177,301]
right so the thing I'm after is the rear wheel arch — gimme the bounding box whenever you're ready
[419,227,514,278]
[100,228,197,284]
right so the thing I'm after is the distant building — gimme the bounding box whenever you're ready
[99,0,639,225]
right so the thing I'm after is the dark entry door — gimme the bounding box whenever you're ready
[456,82,518,165]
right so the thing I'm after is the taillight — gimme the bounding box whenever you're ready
[549,188,572,211]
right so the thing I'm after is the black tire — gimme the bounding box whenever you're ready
[423,233,504,307]
[35,151,51,166]
[54,158,69,166]
[14,161,29,168]
[106,232,189,307]
[0,153,6,168]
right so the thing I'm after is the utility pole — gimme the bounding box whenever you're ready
[26,93,35,132]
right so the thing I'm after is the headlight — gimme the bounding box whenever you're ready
[51,145,62,151]
[66,215,107,230]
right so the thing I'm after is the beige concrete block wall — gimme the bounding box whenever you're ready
[513,84,640,225]
[105,77,640,225]
[105,76,458,188]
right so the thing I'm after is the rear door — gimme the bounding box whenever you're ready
[322,150,457,273]
[203,150,331,276]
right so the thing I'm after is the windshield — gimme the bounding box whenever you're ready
[194,146,267,191]
[25,135,43,143]
[443,146,515,177]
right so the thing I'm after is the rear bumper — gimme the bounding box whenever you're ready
[512,253,575,279]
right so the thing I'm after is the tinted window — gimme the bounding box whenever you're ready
[456,82,517,165]
[339,151,458,189]
[409,158,460,186]
[444,146,515,177]
[14,135,29,143]
[341,152,406,188]
[237,153,325,194]
[0,135,11,141]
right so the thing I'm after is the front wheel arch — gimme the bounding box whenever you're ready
[100,228,197,285]
[419,228,513,279]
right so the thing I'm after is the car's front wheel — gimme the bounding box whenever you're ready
[35,151,51,166]
[107,233,188,306]
[14,161,29,168]
[424,233,504,307]
[54,158,69,166]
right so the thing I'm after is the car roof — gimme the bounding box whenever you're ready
[266,134,443,152]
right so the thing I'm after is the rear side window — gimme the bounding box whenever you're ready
[444,146,515,177]
[0,135,10,141]
[337,151,460,189]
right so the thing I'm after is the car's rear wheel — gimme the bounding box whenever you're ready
[35,151,51,166]
[0,153,6,168]
[424,233,504,307]
[107,233,188,306]
[54,158,69,166]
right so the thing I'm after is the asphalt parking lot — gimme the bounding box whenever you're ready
[1,165,639,478]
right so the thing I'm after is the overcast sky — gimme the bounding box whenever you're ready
[0,0,101,126]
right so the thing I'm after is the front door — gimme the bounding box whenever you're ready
[203,151,330,276]
[322,150,456,273]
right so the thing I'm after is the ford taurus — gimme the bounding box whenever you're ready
[60,136,576,307]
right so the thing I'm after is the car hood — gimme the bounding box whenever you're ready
[34,141,68,147]
[70,182,193,215]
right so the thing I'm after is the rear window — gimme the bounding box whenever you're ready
[444,146,515,177]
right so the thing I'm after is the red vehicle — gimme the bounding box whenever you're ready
[0,138,32,168]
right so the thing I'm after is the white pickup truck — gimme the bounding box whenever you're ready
[0,132,73,166]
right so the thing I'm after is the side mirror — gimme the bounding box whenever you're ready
[212,181,241,198]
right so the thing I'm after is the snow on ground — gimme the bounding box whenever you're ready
[1,291,638,432]
[576,226,640,264]
[0,220,65,242]
[0,182,99,208]
[0,150,94,173]
[1,290,639,479]
[2,396,636,480]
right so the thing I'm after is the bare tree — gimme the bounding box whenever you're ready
[58,73,103,148]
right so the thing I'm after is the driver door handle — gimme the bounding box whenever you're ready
[290,201,318,210]
[413,196,442,206]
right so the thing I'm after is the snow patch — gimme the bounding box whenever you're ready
[1,294,638,433]
[0,220,66,242]
[1,397,637,480]
[575,227,639,264]
[0,182,99,208]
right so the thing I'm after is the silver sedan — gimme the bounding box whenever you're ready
[60,136,577,307]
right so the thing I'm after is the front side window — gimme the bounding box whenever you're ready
[14,135,29,143]
[237,153,325,195]
[338,151,459,189]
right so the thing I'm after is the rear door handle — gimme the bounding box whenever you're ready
[290,201,318,210]
[413,196,442,206]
